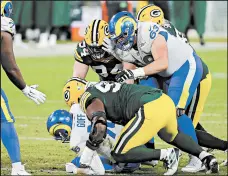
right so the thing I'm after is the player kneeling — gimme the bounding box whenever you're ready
[61,77,219,175]
[46,109,140,174]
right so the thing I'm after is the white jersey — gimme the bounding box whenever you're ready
[69,104,123,162]
[1,16,16,36]
[115,22,195,77]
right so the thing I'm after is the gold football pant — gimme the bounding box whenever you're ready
[113,94,178,155]
[186,72,212,127]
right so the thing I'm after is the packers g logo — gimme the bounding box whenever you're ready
[64,90,70,102]
[104,25,109,36]
[150,9,161,17]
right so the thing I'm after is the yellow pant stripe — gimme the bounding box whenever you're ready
[1,96,13,122]
[192,73,211,127]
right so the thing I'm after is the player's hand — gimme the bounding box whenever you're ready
[115,69,135,83]
[176,108,185,117]
[102,37,115,55]
[22,85,46,105]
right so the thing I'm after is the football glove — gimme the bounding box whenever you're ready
[22,85,46,105]
[102,37,116,56]
[115,70,135,83]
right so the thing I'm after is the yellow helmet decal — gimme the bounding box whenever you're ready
[85,19,109,46]
[115,16,137,37]
[137,4,165,25]
[63,77,87,107]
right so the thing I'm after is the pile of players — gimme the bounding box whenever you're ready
[1,1,227,175]
[47,4,228,176]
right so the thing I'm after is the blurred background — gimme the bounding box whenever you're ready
[12,1,227,48]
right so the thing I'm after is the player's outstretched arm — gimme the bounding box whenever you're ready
[79,98,107,167]
[1,31,26,90]
[1,31,46,105]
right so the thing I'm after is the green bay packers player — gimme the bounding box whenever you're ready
[135,4,228,173]
[1,1,46,175]
[73,19,132,82]
[63,77,219,175]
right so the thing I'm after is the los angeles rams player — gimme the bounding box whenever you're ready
[1,1,46,175]
[62,77,219,175]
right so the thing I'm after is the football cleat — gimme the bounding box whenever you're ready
[181,155,205,173]
[163,148,180,175]
[11,165,31,175]
[202,155,219,174]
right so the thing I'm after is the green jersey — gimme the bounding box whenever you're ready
[162,20,189,44]
[74,41,123,81]
[80,82,162,125]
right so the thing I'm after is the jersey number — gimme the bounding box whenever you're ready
[149,24,159,39]
[92,64,122,78]
[95,81,121,93]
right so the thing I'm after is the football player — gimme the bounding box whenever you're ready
[73,19,134,82]
[47,109,140,174]
[136,4,228,172]
[62,77,219,175]
[1,1,46,175]
[108,7,228,173]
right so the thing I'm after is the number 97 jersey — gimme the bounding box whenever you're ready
[74,41,123,81]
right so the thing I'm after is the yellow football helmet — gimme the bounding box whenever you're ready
[136,4,165,25]
[63,77,87,107]
[84,19,109,60]
[1,1,13,18]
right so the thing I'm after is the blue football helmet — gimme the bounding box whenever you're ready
[47,109,73,143]
[1,1,13,18]
[109,11,137,51]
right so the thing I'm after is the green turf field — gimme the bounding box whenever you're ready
[1,49,227,175]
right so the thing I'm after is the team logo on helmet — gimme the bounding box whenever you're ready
[104,25,109,36]
[64,90,70,102]
[150,9,161,17]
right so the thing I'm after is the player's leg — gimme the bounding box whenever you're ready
[112,94,218,174]
[112,95,177,164]
[139,76,159,150]
[1,90,30,175]
[183,69,227,172]
[156,94,219,174]
[167,53,203,143]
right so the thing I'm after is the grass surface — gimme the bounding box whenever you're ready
[1,49,227,175]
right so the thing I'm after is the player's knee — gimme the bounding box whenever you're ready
[158,128,178,143]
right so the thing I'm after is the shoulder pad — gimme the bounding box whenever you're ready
[138,22,161,53]
[1,17,16,36]
[74,41,90,63]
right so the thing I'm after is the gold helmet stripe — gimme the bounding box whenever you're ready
[136,4,154,20]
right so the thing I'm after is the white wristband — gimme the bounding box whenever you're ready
[131,68,146,79]
[22,85,29,93]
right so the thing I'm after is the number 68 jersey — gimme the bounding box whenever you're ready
[74,41,123,81]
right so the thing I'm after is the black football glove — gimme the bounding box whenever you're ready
[115,70,135,83]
